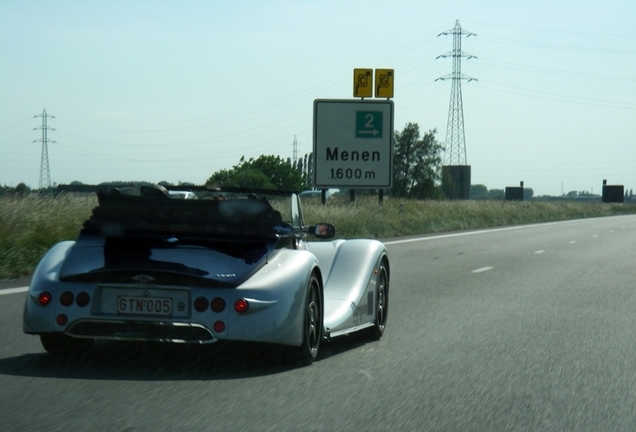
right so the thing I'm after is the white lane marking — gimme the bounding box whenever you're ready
[569,241,576,244]
[0,287,28,296]
[384,219,593,246]
[472,267,493,273]
[592,234,598,237]
[534,250,545,254]
[359,370,373,380]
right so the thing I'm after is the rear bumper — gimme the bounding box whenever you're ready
[66,319,216,344]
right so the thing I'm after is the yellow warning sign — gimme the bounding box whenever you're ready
[375,69,394,98]
[353,69,373,98]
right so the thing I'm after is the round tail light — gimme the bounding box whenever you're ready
[213,321,226,333]
[194,297,209,312]
[56,314,68,326]
[76,292,90,307]
[38,292,52,306]
[60,291,74,306]
[234,299,249,314]
[211,297,226,313]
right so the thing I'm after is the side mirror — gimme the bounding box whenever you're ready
[311,223,335,239]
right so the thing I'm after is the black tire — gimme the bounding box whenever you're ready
[297,273,323,364]
[363,262,389,340]
[40,333,93,356]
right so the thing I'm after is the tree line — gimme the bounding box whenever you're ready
[204,122,445,199]
[0,122,468,199]
[5,121,631,200]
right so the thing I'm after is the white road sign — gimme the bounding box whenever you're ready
[313,99,394,189]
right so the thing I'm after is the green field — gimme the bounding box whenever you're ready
[1,193,635,279]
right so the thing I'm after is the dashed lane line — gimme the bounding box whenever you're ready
[0,287,28,296]
[472,267,494,274]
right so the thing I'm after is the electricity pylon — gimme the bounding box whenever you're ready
[436,20,476,166]
[33,109,55,189]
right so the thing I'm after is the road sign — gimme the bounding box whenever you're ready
[353,69,373,98]
[313,99,394,189]
[375,69,394,98]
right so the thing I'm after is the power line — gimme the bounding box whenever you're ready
[478,35,636,55]
[475,81,636,110]
[463,20,636,39]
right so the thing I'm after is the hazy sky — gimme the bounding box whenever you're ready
[1,0,635,196]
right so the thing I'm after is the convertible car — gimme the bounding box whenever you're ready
[23,185,389,363]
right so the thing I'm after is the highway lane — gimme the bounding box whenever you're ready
[1,215,635,431]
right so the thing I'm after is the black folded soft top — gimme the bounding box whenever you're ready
[86,188,288,240]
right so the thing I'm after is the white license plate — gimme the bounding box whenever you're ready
[117,296,172,316]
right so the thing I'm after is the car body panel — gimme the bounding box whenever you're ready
[307,239,387,337]
[23,185,389,357]
[24,244,320,346]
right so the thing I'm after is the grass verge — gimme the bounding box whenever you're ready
[1,193,635,279]
[1,194,97,279]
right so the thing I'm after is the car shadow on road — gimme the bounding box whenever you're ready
[0,336,367,381]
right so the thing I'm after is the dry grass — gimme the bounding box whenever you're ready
[0,193,97,278]
[1,193,634,279]
[302,196,636,239]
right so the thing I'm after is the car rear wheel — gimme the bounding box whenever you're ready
[40,333,93,356]
[363,262,389,340]
[297,274,323,364]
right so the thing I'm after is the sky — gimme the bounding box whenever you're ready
[1,0,635,196]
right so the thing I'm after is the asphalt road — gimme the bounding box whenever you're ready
[1,215,635,431]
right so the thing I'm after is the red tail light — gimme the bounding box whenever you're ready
[213,321,226,333]
[56,314,68,326]
[76,292,90,307]
[234,299,249,314]
[194,297,209,312]
[38,292,52,306]
[211,297,226,313]
[60,291,74,306]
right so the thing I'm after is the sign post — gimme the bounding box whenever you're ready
[313,99,394,189]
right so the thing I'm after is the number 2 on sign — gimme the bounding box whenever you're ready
[365,113,374,129]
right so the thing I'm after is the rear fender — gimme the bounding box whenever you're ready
[226,249,321,346]
[23,241,75,334]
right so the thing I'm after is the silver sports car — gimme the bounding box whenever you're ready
[23,185,389,363]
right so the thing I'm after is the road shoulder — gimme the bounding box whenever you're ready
[0,275,31,290]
